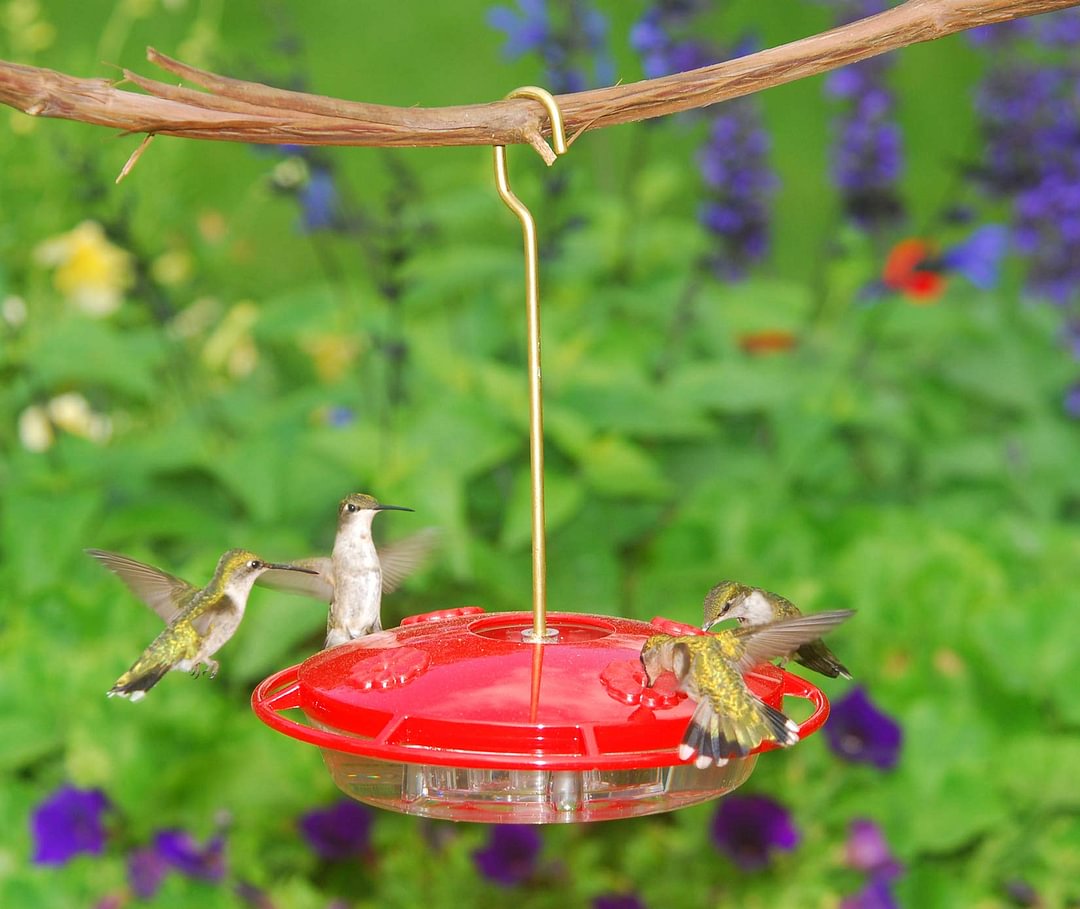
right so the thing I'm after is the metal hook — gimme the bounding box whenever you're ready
[493,86,568,644]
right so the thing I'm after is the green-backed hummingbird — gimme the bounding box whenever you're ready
[88,547,317,700]
[702,580,852,679]
[641,609,854,768]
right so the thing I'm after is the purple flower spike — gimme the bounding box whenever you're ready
[154,829,226,881]
[710,794,799,871]
[593,894,646,909]
[128,845,169,899]
[940,224,1009,290]
[840,875,900,909]
[299,167,339,233]
[845,819,902,880]
[1064,383,1080,418]
[472,825,542,886]
[488,0,550,59]
[299,800,373,861]
[825,687,902,770]
[31,785,110,866]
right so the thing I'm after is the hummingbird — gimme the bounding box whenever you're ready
[256,492,437,648]
[88,547,317,700]
[702,580,852,679]
[641,610,854,768]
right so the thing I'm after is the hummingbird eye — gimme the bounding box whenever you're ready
[346,503,358,513]
[248,559,261,569]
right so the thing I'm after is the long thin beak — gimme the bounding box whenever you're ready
[265,563,319,574]
[376,504,414,512]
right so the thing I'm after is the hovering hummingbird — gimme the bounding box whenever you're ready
[88,548,317,700]
[257,492,437,648]
[641,610,854,768]
[702,580,852,679]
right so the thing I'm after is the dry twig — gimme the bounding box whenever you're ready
[0,0,1076,161]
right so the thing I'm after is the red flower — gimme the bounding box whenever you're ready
[738,329,797,354]
[882,238,945,302]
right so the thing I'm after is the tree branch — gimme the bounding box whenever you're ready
[0,0,1075,161]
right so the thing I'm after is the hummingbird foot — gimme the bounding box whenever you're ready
[205,659,220,679]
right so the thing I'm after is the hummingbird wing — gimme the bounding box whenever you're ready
[733,609,855,672]
[256,557,334,601]
[86,548,196,624]
[379,527,440,593]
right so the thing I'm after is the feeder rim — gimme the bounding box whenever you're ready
[251,663,830,771]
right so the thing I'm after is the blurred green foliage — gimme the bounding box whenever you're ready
[1,1,1079,907]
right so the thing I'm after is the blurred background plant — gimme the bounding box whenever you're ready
[2,1,1079,907]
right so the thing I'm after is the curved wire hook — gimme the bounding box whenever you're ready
[493,86,568,644]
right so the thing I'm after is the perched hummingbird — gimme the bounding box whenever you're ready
[256,492,437,648]
[641,610,854,768]
[702,580,852,679]
[88,548,317,700]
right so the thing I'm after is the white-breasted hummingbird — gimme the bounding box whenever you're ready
[641,610,854,768]
[702,580,852,679]
[88,548,318,700]
[257,492,437,648]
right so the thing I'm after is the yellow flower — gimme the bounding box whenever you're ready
[35,221,134,317]
[301,333,362,383]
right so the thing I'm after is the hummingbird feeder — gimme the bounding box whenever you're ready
[254,87,833,823]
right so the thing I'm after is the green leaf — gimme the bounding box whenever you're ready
[577,434,670,498]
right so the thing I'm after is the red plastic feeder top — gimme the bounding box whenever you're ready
[253,609,829,823]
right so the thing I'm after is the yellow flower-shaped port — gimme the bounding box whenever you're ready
[34,221,134,317]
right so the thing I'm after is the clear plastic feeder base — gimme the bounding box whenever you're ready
[253,609,830,824]
[320,751,757,823]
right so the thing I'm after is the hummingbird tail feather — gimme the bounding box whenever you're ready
[108,663,171,700]
[681,696,800,768]
[757,699,800,747]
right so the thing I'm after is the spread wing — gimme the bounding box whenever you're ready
[86,548,195,624]
[256,557,334,602]
[379,527,440,593]
[734,610,854,671]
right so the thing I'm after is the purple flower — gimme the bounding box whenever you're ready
[298,800,373,861]
[710,794,799,871]
[472,825,542,886]
[1063,321,1080,360]
[825,687,902,770]
[939,224,1009,290]
[827,55,903,231]
[1064,382,1080,418]
[695,76,777,278]
[630,5,716,78]
[154,829,226,881]
[488,0,549,59]
[30,785,110,865]
[127,845,169,899]
[299,167,339,233]
[840,875,900,909]
[593,894,646,909]
[1003,878,1041,906]
[845,819,902,880]
[487,1,612,94]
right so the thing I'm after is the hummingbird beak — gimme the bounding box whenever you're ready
[375,504,414,512]
[265,563,319,574]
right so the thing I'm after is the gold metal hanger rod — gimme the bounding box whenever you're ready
[492,86,568,644]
